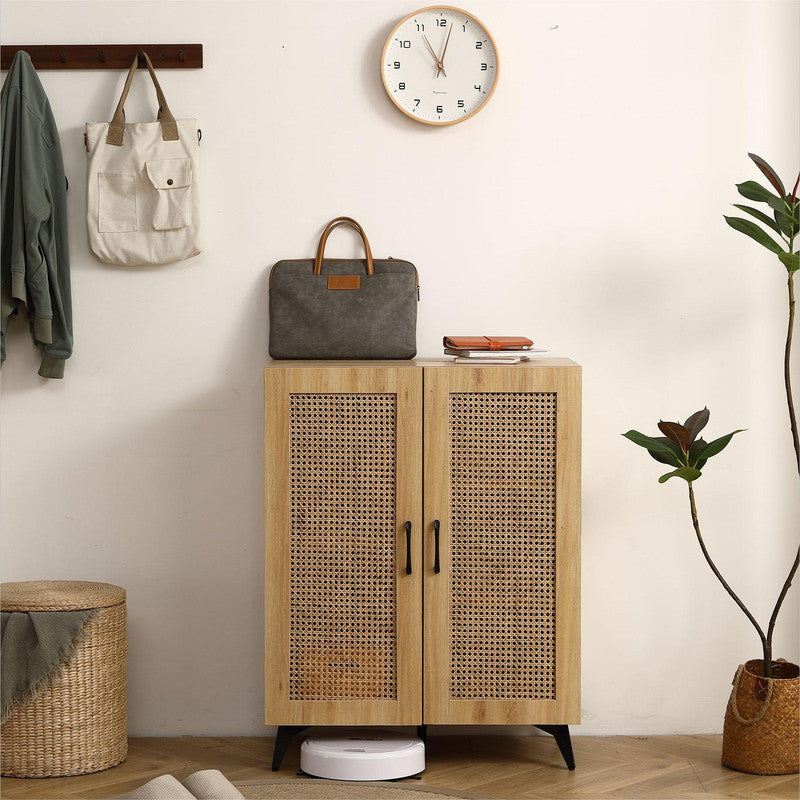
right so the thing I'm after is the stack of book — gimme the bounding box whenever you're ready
[443,336,548,364]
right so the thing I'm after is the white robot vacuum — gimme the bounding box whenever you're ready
[300,730,425,781]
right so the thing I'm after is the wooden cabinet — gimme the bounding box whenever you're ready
[265,361,581,767]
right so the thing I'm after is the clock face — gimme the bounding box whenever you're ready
[381,6,499,126]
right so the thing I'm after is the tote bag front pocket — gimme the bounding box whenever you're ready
[145,158,192,230]
[98,172,137,233]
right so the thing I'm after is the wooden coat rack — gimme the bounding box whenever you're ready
[1,44,203,71]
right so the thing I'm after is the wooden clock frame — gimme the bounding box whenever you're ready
[380,5,500,127]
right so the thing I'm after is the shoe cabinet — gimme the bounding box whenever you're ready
[264,360,581,769]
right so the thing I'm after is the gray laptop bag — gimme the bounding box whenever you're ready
[269,217,418,359]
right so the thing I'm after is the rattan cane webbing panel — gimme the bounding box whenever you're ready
[449,392,557,701]
[288,393,398,701]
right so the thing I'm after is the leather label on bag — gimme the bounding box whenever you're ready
[328,276,361,290]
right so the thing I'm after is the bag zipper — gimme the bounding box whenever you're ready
[269,259,419,290]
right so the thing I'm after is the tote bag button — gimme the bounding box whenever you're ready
[167,178,173,185]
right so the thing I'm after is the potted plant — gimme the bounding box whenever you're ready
[623,153,799,775]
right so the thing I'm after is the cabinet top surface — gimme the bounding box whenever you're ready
[265,358,580,370]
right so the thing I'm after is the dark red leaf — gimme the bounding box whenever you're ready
[748,153,786,199]
[683,407,710,445]
[792,172,799,204]
[658,421,690,452]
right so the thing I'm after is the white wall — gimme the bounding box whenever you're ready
[1,0,798,737]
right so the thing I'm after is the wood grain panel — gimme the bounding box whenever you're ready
[3,734,793,800]
[423,363,581,725]
[265,365,422,725]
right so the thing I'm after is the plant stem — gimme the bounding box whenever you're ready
[785,271,799,476]
[687,485,768,668]
[763,268,800,677]
[767,545,799,674]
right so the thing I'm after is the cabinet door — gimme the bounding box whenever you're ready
[423,364,581,725]
[265,366,422,725]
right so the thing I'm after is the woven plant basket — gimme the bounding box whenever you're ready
[1,580,128,777]
[721,659,799,775]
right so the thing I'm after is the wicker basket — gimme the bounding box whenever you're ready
[722,659,799,775]
[1,581,128,777]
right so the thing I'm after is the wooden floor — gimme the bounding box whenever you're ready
[1,735,797,800]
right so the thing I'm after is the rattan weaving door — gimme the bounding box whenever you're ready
[265,365,422,725]
[423,364,581,725]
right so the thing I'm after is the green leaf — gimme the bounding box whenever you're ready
[698,429,746,460]
[778,252,799,273]
[732,204,782,234]
[688,437,708,470]
[646,437,685,467]
[736,181,787,213]
[658,466,703,484]
[683,408,710,444]
[724,216,785,255]
[622,430,684,463]
[658,421,690,451]
[774,208,798,237]
[748,153,787,198]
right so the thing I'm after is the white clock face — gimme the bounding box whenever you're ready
[381,6,499,126]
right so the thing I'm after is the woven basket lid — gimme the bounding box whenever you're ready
[1,580,125,611]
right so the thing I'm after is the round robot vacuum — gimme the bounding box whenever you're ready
[300,731,425,781]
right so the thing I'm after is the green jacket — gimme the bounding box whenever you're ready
[1,50,72,378]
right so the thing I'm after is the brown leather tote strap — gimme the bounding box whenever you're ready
[313,217,374,276]
[106,52,179,146]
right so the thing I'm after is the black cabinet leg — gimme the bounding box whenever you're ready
[534,724,575,770]
[416,724,427,743]
[271,725,309,771]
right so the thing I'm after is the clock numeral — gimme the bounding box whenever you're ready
[398,82,406,90]
[436,104,443,114]
[480,63,488,71]
[457,100,465,109]
[474,84,481,91]
[415,22,425,31]
[393,61,401,69]
[397,39,411,48]
[413,98,421,107]
[476,41,483,49]
[436,18,447,26]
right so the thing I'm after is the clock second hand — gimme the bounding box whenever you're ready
[422,34,447,77]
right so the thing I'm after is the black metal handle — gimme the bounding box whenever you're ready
[433,520,441,574]
[405,521,412,575]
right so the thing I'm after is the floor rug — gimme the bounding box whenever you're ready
[235,778,487,800]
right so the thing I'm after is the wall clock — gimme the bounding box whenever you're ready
[381,5,499,126]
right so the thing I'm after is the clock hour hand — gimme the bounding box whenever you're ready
[421,34,443,76]
[421,34,447,77]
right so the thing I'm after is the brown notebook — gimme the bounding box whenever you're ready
[443,336,533,351]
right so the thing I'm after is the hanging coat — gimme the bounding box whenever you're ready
[1,50,72,378]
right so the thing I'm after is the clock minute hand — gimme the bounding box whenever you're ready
[439,23,453,70]
[422,34,447,77]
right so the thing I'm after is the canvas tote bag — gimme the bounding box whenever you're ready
[85,53,201,266]
[269,216,418,359]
